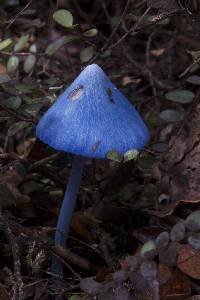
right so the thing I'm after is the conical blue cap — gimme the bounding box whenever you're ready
[36,64,150,158]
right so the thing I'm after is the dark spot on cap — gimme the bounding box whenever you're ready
[91,140,102,152]
[107,88,115,104]
[68,85,84,101]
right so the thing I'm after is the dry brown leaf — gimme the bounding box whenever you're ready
[160,270,191,299]
[158,264,172,285]
[177,244,200,279]
[153,104,200,204]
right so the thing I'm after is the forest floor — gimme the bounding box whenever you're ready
[1,0,200,299]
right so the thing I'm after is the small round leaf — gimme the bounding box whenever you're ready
[23,54,36,74]
[83,28,98,37]
[165,90,194,104]
[186,75,200,85]
[80,46,94,62]
[159,109,184,122]
[7,56,19,73]
[53,9,73,28]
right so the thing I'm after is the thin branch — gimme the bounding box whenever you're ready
[109,7,151,50]
[5,0,33,30]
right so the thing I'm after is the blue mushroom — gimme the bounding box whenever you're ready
[36,64,150,278]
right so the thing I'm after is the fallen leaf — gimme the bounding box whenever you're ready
[177,244,200,279]
[160,270,191,299]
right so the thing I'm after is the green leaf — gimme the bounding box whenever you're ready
[0,96,21,110]
[165,90,194,104]
[123,149,139,163]
[21,101,44,117]
[14,35,29,52]
[186,75,200,85]
[7,56,19,73]
[53,9,73,28]
[15,83,35,93]
[8,121,29,136]
[29,44,37,54]
[83,28,98,37]
[159,109,184,122]
[23,54,36,73]
[106,150,123,162]
[0,74,11,84]
[80,46,94,62]
[0,38,12,50]
[45,35,77,56]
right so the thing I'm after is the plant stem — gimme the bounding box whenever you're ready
[52,155,85,278]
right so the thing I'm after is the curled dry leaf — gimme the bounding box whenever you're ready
[177,244,200,279]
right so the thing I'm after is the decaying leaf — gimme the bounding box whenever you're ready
[160,270,191,299]
[177,244,200,279]
[153,104,200,204]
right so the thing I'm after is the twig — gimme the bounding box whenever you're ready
[51,245,98,273]
[29,153,60,170]
[5,0,33,30]
[101,0,131,52]
[109,7,151,50]
[145,28,159,97]
[0,104,36,124]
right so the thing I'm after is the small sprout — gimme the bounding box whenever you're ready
[68,85,84,101]
[155,231,169,249]
[170,223,185,242]
[91,140,101,152]
[53,9,73,28]
[140,240,157,260]
[188,232,200,250]
[185,210,200,232]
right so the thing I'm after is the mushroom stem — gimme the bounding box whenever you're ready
[52,155,85,277]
